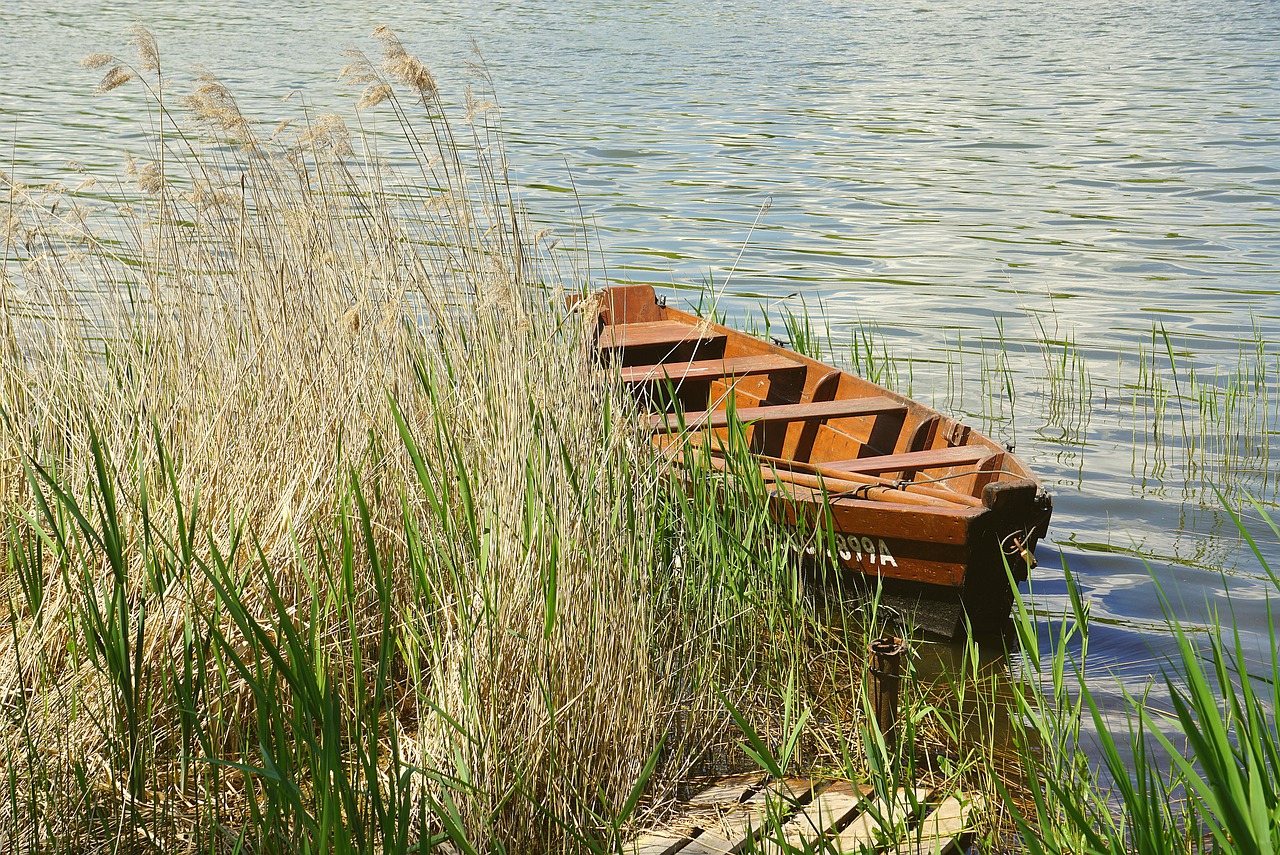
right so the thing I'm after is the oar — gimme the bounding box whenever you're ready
[660,440,982,508]
[681,452,968,509]
[748,451,984,508]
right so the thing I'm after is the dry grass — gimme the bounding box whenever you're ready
[0,28,892,853]
[0,27,666,852]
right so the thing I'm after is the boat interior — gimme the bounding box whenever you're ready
[588,285,1028,510]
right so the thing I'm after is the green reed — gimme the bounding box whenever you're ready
[742,296,830,361]
[1118,322,1277,504]
[1030,311,1093,443]
[0,381,914,851]
[998,497,1280,854]
[742,298,917,396]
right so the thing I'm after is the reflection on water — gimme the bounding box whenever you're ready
[2,0,1279,699]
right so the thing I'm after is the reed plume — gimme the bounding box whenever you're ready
[0,25,894,854]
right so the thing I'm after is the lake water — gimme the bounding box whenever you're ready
[3,0,1279,715]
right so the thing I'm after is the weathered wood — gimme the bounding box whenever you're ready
[868,636,908,748]
[981,477,1038,511]
[599,321,726,354]
[678,779,813,855]
[651,396,906,433]
[832,787,932,852]
[823,445,992,476]
[756,782,872,855]
[621,354,805,385]
[626,833,692,855]
[890,794,982,855]
[687,773,763,807]
[625,776,761,855]
[624,777,982,855]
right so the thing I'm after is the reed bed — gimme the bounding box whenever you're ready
[3,25,1277,855]
[0,28,925,853]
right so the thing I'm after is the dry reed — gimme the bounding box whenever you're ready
[0,28,871,853]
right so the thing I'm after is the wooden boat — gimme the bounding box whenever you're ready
[583,285,1052,637]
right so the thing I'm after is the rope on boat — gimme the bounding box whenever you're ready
[1001,530,1038,569]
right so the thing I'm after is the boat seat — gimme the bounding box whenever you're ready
[597,321,726,355]
[822,445,992,475]
[620,353,804,384]
[650,395,906,432]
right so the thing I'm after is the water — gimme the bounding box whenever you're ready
[3,0,1279,710]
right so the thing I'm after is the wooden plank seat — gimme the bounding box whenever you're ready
[651,395,906,433]
[620,353,804,385]
[823,445,993,476]
[598,320,726,355]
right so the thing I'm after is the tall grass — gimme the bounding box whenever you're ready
[1121,323,1276,504]
[4,24,1278,855]
[0,29,906,852]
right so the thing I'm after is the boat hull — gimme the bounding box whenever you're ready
[582,284,1053,636]
[773,478,1051,636]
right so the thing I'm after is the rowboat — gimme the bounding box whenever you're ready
[583,285,1052,637]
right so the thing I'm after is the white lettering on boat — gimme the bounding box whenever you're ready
[802,532,897,567]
